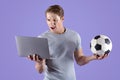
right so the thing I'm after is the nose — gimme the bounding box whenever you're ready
[50,21,56,26]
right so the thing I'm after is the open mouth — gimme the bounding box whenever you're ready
[50,26,56,30]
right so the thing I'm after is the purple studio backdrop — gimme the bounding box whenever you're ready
[0,0,120,80]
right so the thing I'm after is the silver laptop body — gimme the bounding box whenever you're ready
[15,36,50,59]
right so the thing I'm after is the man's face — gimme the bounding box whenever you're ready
[46,12,64,34]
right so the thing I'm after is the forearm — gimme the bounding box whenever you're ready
[77,55,96,66]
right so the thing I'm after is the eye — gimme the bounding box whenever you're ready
[53,19,58,22]
[47,19,50,21]
[53,19,56,22]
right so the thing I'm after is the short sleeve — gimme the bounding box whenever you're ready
[75,33,82,51]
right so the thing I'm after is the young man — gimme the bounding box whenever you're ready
[28,5,108,80]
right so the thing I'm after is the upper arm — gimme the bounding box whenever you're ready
[74,32,84,62]
[74,48,84,62]
[75,33,82,51]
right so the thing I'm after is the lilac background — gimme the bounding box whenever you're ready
[0,0,120,80]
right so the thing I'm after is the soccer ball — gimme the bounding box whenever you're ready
[90,35,112,56]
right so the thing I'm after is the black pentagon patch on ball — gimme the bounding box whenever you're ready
[94,35,100,39]
[105,38,110,44]
[95,44,101,50]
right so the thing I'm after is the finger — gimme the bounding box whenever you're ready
[94,54,104,60]
[28,55,33,60]
[36,55,41,63]
[35,54,38,61]
[36,54,41,61]
[33,54,36,61]
[37,55,43,61]
[105,53,108,57]
[34,54,40,61]
[38,56,43,61]
[94,54,100,59]
[102,53,108,59]
[97,56,103,60]
[36,55,39,61]
[27,55,30,59]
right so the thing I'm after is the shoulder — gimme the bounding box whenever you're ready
[38,31,50,38]
[66,28,80,37]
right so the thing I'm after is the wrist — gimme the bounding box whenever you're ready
[91,55,97,60]
[87,55,97,61]
[35,63,44,73]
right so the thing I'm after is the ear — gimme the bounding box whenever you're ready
[61,16,64,21]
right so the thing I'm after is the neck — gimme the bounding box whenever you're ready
[57,27,66,34]
[50,26,66,34]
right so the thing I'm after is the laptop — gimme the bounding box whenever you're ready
[15,36,50,59]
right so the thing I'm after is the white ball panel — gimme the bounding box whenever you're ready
[97,37,105,45]
[91,46,97,53]
[91,39,97,46]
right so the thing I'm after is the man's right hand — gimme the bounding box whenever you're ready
[27,54,46,73]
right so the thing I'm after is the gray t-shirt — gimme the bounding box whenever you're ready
[39,28,81,80]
